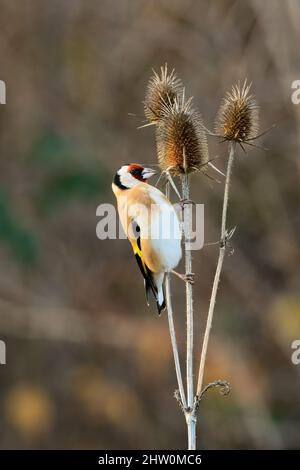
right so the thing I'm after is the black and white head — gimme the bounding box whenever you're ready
[113,163,156,190]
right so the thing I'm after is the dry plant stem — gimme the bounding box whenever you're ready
[181,173,196,450]
[196,142,236,396]
[165,274,187,409]
[165,182,187,410]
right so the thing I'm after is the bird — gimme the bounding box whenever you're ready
[112,163,191,315]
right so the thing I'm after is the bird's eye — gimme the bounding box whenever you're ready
[131,168,142,176]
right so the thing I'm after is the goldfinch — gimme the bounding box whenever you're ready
[112,163,183,314]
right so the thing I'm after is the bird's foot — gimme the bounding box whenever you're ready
[171,270,195,284]
[184,272,195,284]
[180,198,195,209]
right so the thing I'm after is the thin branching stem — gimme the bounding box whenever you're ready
[181,173,196,450]
[181,174,194,408]
[165,183,187,410]
[165,273,187,409]
[196,142,236,396]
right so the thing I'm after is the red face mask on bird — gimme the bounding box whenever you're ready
[113,163,156,189]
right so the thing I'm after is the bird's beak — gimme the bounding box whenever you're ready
[142,168,157,179]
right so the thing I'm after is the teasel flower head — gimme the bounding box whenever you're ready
[144,64,183,123]
[156,90,209,175]
[215,80,259,143]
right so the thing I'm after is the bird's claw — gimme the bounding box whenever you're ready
[180,198,195,208]
[184,272,195,284]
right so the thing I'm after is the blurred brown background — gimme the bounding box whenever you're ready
[0,0,299,450]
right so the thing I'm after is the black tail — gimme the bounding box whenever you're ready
[156,296,166,315]
[145,277,166,315]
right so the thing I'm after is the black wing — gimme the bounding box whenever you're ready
[130,222,163,313]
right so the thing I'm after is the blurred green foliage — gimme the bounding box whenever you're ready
[31,132,106,213]
[30,132,70,168]
[36,167,105,213]
[0,190,38,265]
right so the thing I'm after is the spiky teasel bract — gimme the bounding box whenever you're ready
[144,64,183,123]
[156,91,209,175]
[215,80,259,143]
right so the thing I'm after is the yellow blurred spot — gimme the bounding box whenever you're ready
[270,295,300,344]
[70,364,143,430]
[5,384,54,436]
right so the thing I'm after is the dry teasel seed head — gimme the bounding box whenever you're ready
[215,80,259,143]
[156,91,209,175]
[144,64,183,123]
